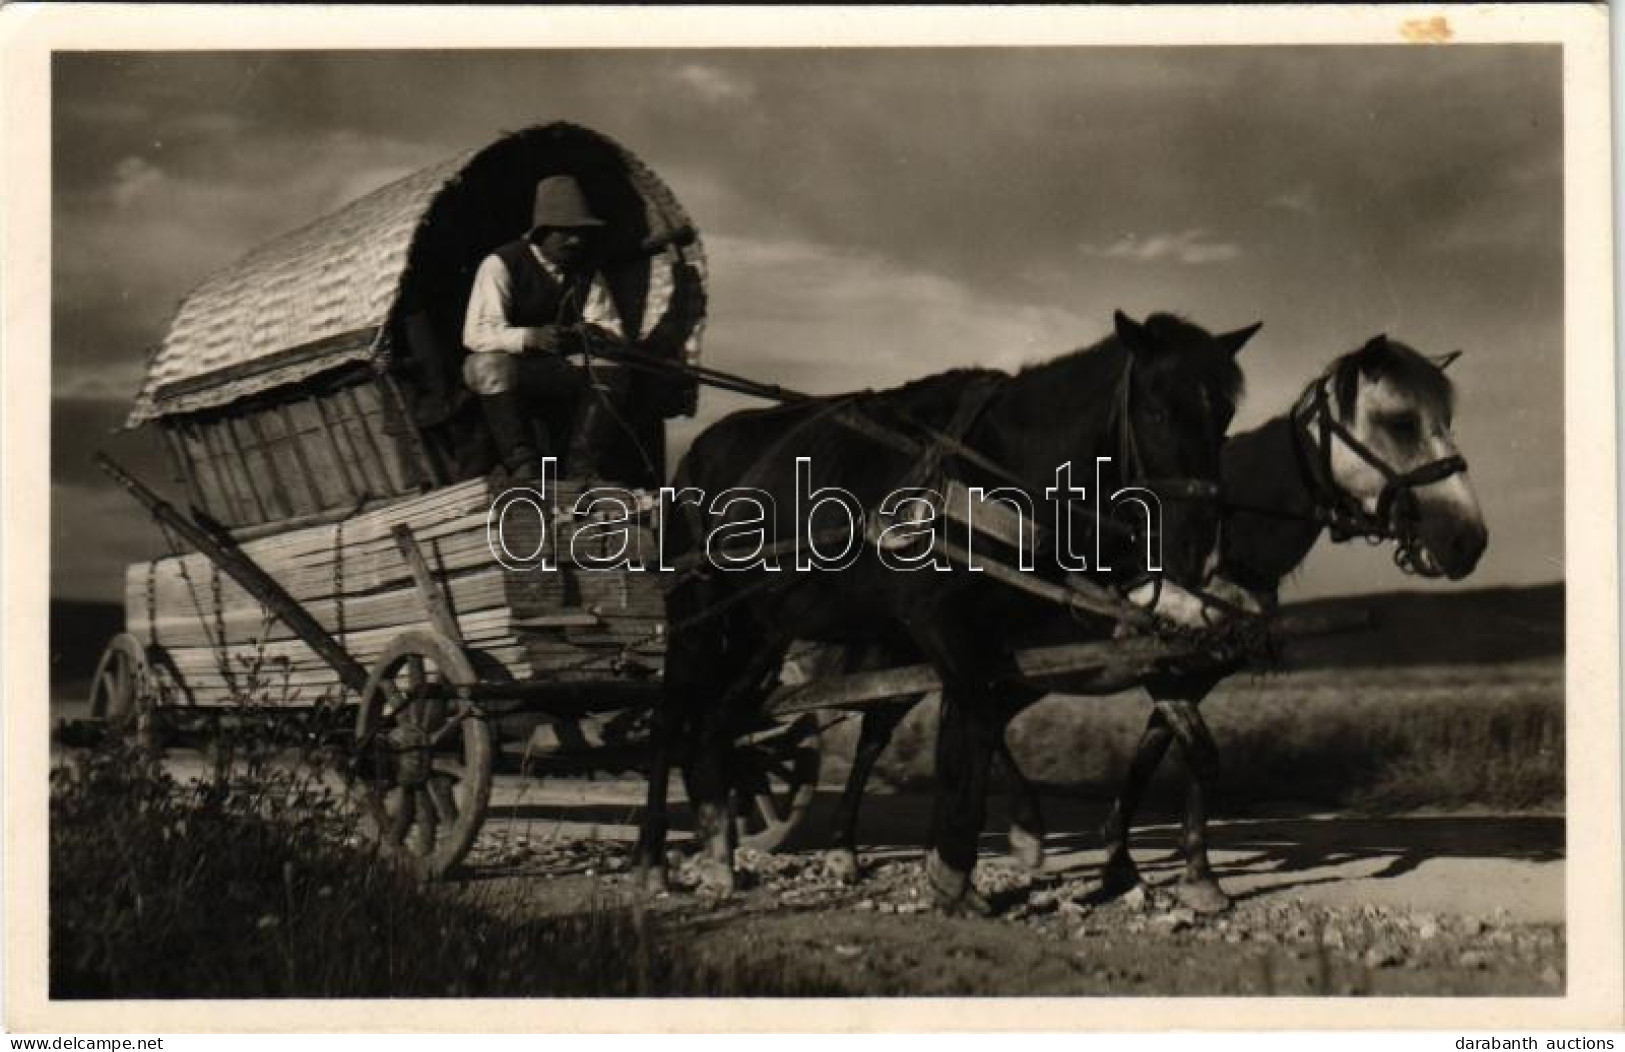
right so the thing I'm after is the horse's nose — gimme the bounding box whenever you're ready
[1447,521,1488,578]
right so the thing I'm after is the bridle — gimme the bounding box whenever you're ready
[1107,353,1224,507]
[1289,373,1468,576]
[1102,351,1232,608]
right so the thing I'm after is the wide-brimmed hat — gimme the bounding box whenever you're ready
[531,175,605,230]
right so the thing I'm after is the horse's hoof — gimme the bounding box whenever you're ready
[1008,824,1046,872]
[1173,875,1233,914]
[824,848,860,884]
[943,885,994,918]
[692,857,736,899]
[1099,854,1143,899]
[924,850,993,917]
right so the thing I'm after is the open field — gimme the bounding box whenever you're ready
[855,656,1563,813]
[802,583,1566,812]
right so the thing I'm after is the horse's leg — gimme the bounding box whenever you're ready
[923,677,1008,917]
[1152,697,1231,913]
[1000,737,1048,872]
[684,618,792,898]
[678,657,747,898]
[825,699,911,883]
[635,577,720,895]
[989,694,1047,871]
[632,703,675,894]
[681,710,736,896]
[1099,708,1177,896]
[679,738,737,904]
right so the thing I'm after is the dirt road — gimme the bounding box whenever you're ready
[456,774,1564,995]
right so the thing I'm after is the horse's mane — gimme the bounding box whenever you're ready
[1015,325,1124,384]
[885,367,1006,400]
[1017,312,1246,416]
[1329,337,1455,419]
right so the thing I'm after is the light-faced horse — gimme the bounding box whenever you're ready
[633,311,1258,913]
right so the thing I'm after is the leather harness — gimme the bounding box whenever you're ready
[1290,375,1468,557]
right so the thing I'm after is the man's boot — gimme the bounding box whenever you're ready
[565,370,633,481]
[478,391,542,482]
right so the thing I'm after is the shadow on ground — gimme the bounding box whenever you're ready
[486,785,1561,888]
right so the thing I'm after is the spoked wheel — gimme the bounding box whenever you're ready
[353,630,493,879]
[731,713,824,853]
[88,634,166,746]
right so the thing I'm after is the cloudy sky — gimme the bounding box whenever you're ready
[52,47,1562,603]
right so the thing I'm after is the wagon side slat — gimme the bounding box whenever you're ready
[98,453,373,695]
[244,413,297,519]
[221,416,274,521]
[276,403,330,512]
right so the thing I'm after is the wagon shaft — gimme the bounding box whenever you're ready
[765,609,1370,716]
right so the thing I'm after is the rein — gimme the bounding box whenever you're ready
[579,329,1244,636]
[584,332,1198,550]
[662,350,1236,637]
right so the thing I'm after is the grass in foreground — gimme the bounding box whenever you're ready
[50,734,837,998]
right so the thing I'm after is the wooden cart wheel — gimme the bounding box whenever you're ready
[353,630,493,879]
[731,714,823,853]
[89,634,147,721]
[88,634,165,746]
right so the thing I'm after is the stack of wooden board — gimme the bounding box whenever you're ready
[125,477,670,707]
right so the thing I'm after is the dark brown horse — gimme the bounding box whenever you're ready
[820,335,1486,912]
[633,312,1258,912]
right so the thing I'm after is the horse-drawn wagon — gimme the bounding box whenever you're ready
[87,122,1262,881]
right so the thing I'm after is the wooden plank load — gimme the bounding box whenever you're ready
[125,477,670,707]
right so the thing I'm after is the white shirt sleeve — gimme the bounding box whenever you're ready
[462,253,545,355]
[580,275,625,341]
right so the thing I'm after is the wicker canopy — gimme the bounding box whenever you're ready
[126,123,707,426]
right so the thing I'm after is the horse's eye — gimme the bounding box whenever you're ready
[1380,412,1421,441]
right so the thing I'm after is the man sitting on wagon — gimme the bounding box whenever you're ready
[461,174,636,482]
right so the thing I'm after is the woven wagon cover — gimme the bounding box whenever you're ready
[125,122,707,426]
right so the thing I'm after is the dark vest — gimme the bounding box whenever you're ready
[493,239,592,327]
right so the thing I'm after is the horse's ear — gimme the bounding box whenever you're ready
[1352,334,1391,379]
[1218,321,1263,357]
[1432,350,1463,371]
[1113,310,1150,354]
